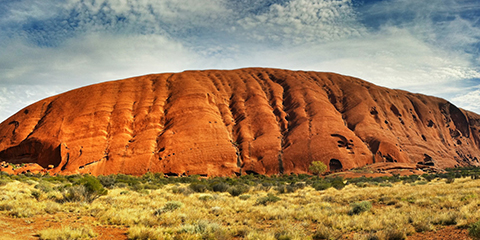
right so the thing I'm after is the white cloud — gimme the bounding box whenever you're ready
[225,26,480,94]
[452,88,480,114]
[0,33,201,121]
[0,84,64,122]
[238,0,365,44]
[61,0,231,36]
[0,33,197,85]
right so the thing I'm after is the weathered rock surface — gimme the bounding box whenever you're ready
[1,68,480,176]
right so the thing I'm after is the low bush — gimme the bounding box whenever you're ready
[239,194,251,200]
[275,184,297,194]
[422,174,436,182]
[327,177,346,190]
[313,182,332,191]
[198,194,214,201]
[228,184,249,197]
[62,175,107,203]
[348,201,372,215]
[356,182,368,188]
[469,219,480,239]
[210,182,229,192]
[379,183,393,187]
[255,193,281,206]
[446,177,455,184]
[0,179,10,186]
[189,182,208,193]
[163,201,184,211]
[31,190,41,201]
[97,175,116,188]
[171,186,193,196]
[154,201,184,216]
[35,181,54,193]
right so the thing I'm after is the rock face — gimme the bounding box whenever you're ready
[1,68,480,176]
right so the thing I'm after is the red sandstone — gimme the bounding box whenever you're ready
[0,68,479,176]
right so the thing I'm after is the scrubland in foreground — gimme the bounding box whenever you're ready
[1,171,480,240]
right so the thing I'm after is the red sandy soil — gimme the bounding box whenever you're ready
[0,212,472,240]
[408,226,472,240]
[1,68,480,177]
[0,213,127,240]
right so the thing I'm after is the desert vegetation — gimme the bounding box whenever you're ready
[1,168,480,239]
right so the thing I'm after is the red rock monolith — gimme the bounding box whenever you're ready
[0,68,479,176]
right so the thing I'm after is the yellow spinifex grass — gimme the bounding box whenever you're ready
[1,176,480,239]
[38,226,97,240]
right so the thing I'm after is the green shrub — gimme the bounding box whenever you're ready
[114,174,141,187]
[255,193,281,206]
[379,183,393,187]
[355,182,368,188]
[348,201,372,215]
[164,201,184,211]
[329,177,346,190]
[198,194,214,201]
[309,161,328,175]
[446,177,455,184]
[31,190,41,201]
[97,175,116,188]
[62,185,88,203]
[211,182,229,192]
[34,182,54,193]
[313,182,331,191]
[154,201,184,216]
[258,182,274,191]
[142,183,163,190]
[275,184,297,194]
[469,219,480,239]
[227,184,249,197]
[0,178,10,186]
[422,174,435,182]
[239,194,251,200]
[189,182,208,193]
[171,186,193,196]
[62,175,107,203]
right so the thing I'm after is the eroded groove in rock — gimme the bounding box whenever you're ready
[1,68,480,176]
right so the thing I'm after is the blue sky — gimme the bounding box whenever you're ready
[1,0,480,122]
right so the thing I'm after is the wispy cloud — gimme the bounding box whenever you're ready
[1,0,480,121]
[237,0,366,44]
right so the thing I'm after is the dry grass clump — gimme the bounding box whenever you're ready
[38,226,97,240]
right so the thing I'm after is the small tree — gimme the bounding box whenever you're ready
[309,161,327,175]
[63,175,108,203]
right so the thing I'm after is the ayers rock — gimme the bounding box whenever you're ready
[1,68,480,176]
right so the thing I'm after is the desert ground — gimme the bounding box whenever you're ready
[1,169,480,240]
